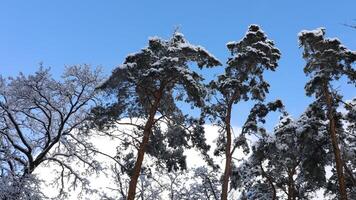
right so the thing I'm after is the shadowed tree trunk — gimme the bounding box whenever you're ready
[344,162,356,187]
[259,162,276,200]
[287,167,296,200]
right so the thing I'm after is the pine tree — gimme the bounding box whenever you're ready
[92,32,221,200]
[207,24,281,200]
[299,28,356,200]
[342,98,356,197]
[232,103,330,200]
[326,98,356,199]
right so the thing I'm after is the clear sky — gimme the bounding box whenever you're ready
[1,0,355,129]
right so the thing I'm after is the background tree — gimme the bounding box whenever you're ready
[232,103,330,200]
[0,66,102,199]
[182,167,221,200]
[92,32,221,200]
[299,27,356,200]
[207,24,281,200]
[158,166,220,200]
[341,98,356,197]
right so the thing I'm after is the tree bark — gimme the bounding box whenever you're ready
[205,174,218,200]
[126,93,162,200]
[344,162,356,187]
[221,103,233,200]
[259,162,276,200]
[287,168,296,200]
[323,83,348,200]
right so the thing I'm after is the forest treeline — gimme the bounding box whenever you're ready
[0,25,355,200]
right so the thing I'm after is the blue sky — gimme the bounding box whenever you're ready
[1,0,355,130]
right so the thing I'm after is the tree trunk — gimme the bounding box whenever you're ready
[126,94,162,200]
[323,84,348,200]
[259,162,276,200]
[344,162,356,187]
[205,175,218,200]
[287,168,296,200]
[221,104,233,200]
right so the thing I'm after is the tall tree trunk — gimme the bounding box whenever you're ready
[127,94,162,200]
[221,104,233,200]
[323,84,348,200]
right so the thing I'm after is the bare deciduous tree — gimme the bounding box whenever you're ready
[0,65,102,199]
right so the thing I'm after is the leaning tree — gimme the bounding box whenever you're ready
[0,66,102,199]
[207,24,281,200]
[92,32,221,200]
[299,28,356,200]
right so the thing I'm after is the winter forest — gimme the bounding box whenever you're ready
[1,2,356,200]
